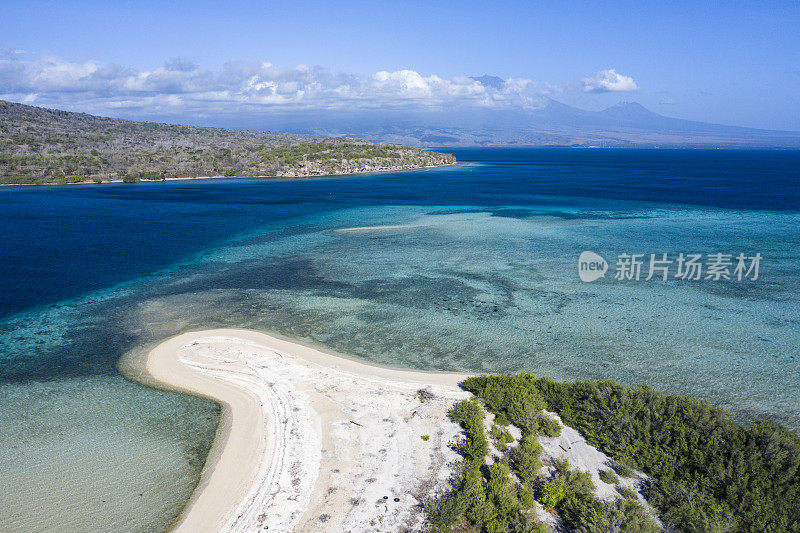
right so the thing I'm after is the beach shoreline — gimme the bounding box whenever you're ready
[121,328,473,532]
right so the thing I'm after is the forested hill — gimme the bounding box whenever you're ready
[0,100,455,185]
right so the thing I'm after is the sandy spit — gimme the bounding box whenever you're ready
[124,329,472,532]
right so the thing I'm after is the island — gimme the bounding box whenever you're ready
[0,100,455,185]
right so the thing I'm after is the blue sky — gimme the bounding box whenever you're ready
[1,0,798,130]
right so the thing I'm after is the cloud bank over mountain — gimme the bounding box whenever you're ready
[581,69,639,93]
[3,52,798,148]
[0,53,563,115]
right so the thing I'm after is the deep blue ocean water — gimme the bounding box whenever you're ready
[3,149,798,322]
[1,148,798,531]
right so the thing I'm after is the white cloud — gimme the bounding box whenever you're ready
[582,69,639,93]
[0,54,552,115]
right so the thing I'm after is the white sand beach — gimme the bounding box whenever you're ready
[132,329,472,532]
[129,329,656,532]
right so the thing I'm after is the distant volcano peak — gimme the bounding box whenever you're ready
[600,101,660,119]
[469,75,506,90]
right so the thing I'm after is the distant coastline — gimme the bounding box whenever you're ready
[0,100,456,186]
[0,160,457,187]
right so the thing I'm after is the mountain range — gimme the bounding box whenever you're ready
[4,95,800,150]
[256,98,800,148]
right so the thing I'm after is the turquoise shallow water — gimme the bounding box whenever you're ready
[1,149,798,530]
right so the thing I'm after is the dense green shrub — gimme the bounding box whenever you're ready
[554,455,571,475]
[138,171,164,180]
[491,425,514,451]
[616,499,661,533]
[494,412,510,426]
[535,413,562,437]
[463,375,546,431]
[509,514,551,533]
[425,492,464,531]
[541,463,660,532]
[427,399,490,532]
[530,377,800,532]
[463,373,800,531]
[451,399,489,467]
[540,476,565,509]
[449,397,485,423]
[599,469,620,485]
[518,485,536,508]
[558,468,597,525]
[616,463,634,478]
[462,467,496,528]
[435,372,800,532]
[427,397,551,533]
[509,431,543,485]
[491,425,514,443]
[577,498,660,533]
[487,461,521,518]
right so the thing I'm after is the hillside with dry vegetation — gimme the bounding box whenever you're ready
[0,100,455,184]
